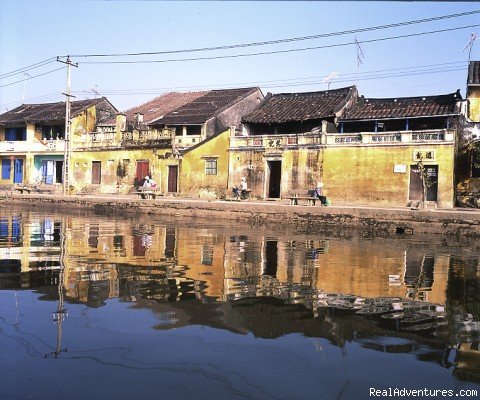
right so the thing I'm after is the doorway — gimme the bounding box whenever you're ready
[13,159,23,184]
[135,160,150,187]
[92,161,101,185]
[168,166,178,193]
[409,165,438,202]
[266,160,281,198]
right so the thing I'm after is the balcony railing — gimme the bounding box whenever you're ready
[74,128,175,149]
[230,129,454,149]
[230,133,322,149]
[0,139,65,153]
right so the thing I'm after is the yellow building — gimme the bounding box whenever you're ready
[0,98,117,188]
[71,88,263,195]
[232,88,461,208]
[456,60,480,206]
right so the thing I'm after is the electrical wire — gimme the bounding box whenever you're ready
[76,24,480,65]
[0,66,65,89]
[0,58,57,80]
[59,9,480,59]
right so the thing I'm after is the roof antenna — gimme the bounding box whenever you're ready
[22,72,31,102]
[322,72,338,92]
[91,84,100,99]
[463,33,477,63]
[355,37,365,82]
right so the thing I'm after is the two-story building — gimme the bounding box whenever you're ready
[229,86,358,199]
[71,87,264,195]
[456,61,480,207]
[231,86,461,208]
[0,98,117,188]
[336,91,462,208]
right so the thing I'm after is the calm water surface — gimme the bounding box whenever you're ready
[0,206,479,400]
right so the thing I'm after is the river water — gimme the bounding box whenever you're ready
[0,206,479,399]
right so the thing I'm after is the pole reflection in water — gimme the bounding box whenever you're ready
[0,207,479,399]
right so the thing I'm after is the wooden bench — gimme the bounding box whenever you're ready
[287,190,317,206]
[14,186,32,194]
[134,187,163,199]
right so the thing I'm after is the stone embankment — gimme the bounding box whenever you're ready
[2,192,480,237]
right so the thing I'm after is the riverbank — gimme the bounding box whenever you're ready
[1,191,480,237]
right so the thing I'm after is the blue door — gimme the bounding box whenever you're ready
[13,159,23,184]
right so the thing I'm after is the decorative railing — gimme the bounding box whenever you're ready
[74,128,175,149]
[230,133,322,149]
[0,139,65,153]
[325,129,454,146]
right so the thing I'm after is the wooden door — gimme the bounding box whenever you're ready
[168,166,178,193]
[409,165,438,202]
[92,161,101,184]
[135,161,149,186]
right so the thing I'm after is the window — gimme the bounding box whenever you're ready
[5,127,26,141]
[205,158,217,175]
[41,125,64,140]
[1,159,11,180]
[186,125,201,136]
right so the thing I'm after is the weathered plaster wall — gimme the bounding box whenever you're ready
[468,87,480,122]
[71,148,169,194]
[179,130,230,198]
[323,144,455,208]
[230,143,455,207]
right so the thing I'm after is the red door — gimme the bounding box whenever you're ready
[135,161,149,186]
[168,166,178,193]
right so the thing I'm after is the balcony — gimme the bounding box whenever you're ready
[325,129,455,145]
[230,129,455,150]
[74,128,175,149]
[0,139,65,153]
[230,133,322,149]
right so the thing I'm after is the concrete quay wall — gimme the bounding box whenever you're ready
[2,193,480,237]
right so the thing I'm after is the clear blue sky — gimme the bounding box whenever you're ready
[0,1,479,112]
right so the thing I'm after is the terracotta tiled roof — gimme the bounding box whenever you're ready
[242,86,356,124]
[123,91,208,124]
[158,87,259,125]
[468,61,480,85]
[0,98,111,125]
[341,91,461,121]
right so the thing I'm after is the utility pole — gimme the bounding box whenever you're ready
[57,56,78,196]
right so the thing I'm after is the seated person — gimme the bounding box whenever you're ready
[314,182,327,206]
[143,176,158,188]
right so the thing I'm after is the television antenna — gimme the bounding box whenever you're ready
[322,72,338,91]
[355,37,365,77]
[22,72,31,102]
[463,32,477,63]
[91,84,100,98]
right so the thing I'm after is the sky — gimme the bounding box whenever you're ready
[0,1,479,113]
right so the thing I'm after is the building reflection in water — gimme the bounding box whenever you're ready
[0,210,479,384]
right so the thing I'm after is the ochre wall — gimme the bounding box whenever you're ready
[468,87,480,122]
[71,148,170,194]
[230,143,455,207]
[323,144,455,208]
[178,130,230,198]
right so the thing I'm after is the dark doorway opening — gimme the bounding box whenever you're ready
[409,165,438,202]
[168,166,178,193]
[267,160,281,198]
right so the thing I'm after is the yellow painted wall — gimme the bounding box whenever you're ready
[230,143,455,207]
[71,148,170,194]
[323,144,455,208]
[178,130,230,197]
[468,87,480,122]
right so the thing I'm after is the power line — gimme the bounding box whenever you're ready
[0,57,57,80]
[76,24,480,65]
[0,66,65,89]
[59,9,480,59]
[70,62,467,96]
